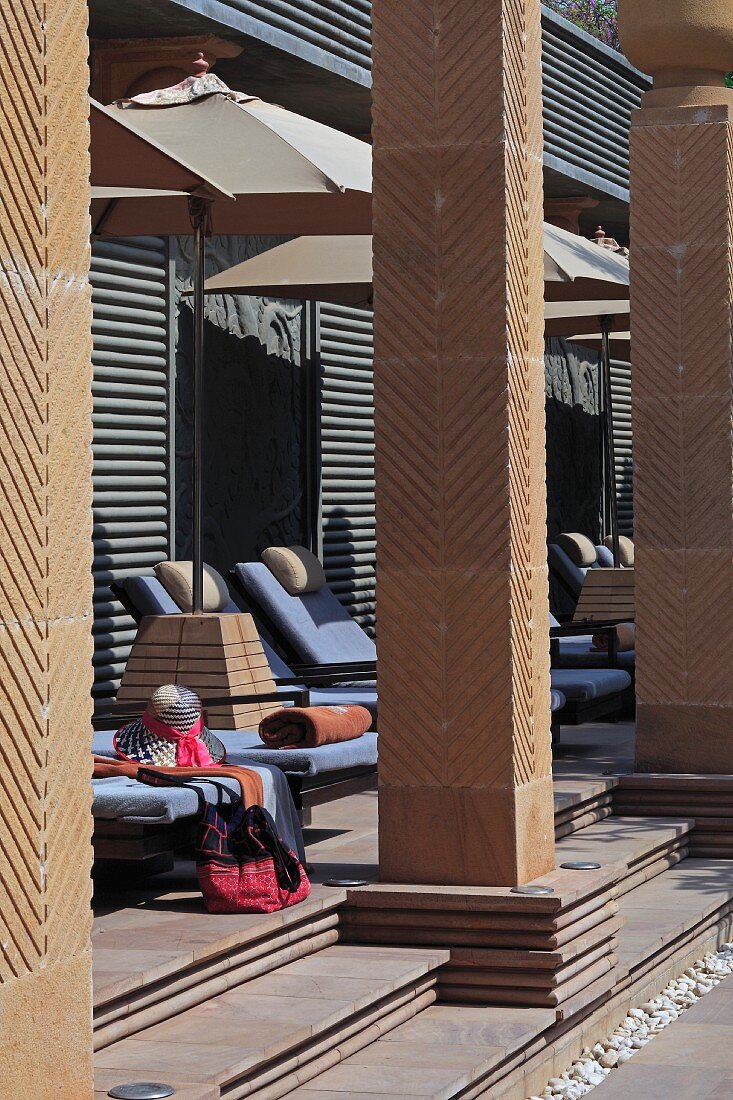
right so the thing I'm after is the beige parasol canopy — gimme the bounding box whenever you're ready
[543,222,629,285]
[197,234,373,305]
[90,98,233,204]
[92,72,371,238]
[195,229,630,323]
[89,66,372,612]
[545,299,630,338]
[194,228,630,565]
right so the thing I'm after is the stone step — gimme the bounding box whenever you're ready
[553,776,617,840]
[555,815,694,895]
[288,857,733,1100]
[93,887,347,1048]
[94,943,448,1099]
[616,856,733,985]
[342,817,694,1016]
[613,773,733,859]
[285,1003,555,1100]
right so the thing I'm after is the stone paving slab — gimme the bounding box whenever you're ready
[594,977,733,1098]
[95,945,447,1088]
[616,859,733,972]
[289,1004,555,1097]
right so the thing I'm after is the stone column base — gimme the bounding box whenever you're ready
[636,704,733,774]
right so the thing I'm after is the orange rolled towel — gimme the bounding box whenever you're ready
[592,622,636,652]
[259,705,372,749]
[92,755,265,808]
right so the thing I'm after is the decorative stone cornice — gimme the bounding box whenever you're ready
[618,0,733,108]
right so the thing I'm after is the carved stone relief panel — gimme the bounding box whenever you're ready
[545,337,603,541]
[173,235,305,574]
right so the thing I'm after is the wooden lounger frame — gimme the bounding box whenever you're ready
[573,567,635,625]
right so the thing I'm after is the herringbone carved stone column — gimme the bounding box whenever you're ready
[0,0,95,1094]
[630,102,733,772]
[372,0,555,885]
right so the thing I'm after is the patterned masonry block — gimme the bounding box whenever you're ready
[630,103,733,771]
[372,0,555,885]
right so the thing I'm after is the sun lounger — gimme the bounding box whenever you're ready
[91,757,305,873]
[232,557,376,679]
[551,667,632,725]
[548,534,633,606]
[119,574,378,716]
[550,612,635,672]
[233,552,630,730]
[548,531,635,673]
[117,570,577,760]
[109,573,379,823]
[548,539,610,604]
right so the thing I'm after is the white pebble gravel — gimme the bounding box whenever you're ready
[527,944,733,1100]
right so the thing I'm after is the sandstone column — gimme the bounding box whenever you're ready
[0,0,95,1094]
[372,0,555,885]
[619,1,733,772]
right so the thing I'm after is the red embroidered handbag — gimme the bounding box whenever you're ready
[138,769,310,914]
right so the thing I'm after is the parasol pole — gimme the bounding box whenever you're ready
[600,314,621,566]
[189,196,213,615]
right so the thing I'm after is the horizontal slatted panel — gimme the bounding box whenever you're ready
[204,5,648,198]
[610,359,633,536]
[91,237,170,702]
[541,8,649,197]
[320,303,375,635]
[574,569,635,623]
[225,0,372,67]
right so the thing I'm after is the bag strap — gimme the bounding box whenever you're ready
[136,768,242,814]
[247,805,302,893]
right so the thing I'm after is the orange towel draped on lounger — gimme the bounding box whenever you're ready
[92,755,265,808]
[258,705,372,749]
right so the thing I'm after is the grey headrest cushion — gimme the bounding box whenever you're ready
[556,532,597,568]
[262,545,327,596]
[154,560,230,613]
[604,534,634,567]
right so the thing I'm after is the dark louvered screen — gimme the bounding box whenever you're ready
[91,237,171,702]
[610,358,633,536]
[319,303,376,635]
[541,8,650,199]
[221,0,372,68]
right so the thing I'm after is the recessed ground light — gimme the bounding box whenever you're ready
[323,878,370,887]
[511,885,554,896]
[603,770,630,777]
[561,861,602,870]
[108,1085,175,1099]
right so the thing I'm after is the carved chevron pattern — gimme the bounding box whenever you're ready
[373,0,552,798]
[630,116,733,715]
[0,0,93,982]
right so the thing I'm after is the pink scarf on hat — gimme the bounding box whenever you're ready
[142,709,214,767]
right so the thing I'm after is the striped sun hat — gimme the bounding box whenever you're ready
[114,684,226,767]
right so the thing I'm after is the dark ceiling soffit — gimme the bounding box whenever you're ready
[543,153,630,206]
[167,0,371,87]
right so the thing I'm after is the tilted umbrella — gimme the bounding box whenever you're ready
[197,234,374,307]
[90,98,234,209]
[543,221,630,298]
[90,60,371,612]
[197,225,628,309]
[197,229,629,563]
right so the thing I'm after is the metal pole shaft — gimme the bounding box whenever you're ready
[601,316,620,566]
[598,344,609,542]
[190,197,211,615]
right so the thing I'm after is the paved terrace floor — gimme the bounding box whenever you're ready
[594,973,733,1098]
[92,721,635,1000]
